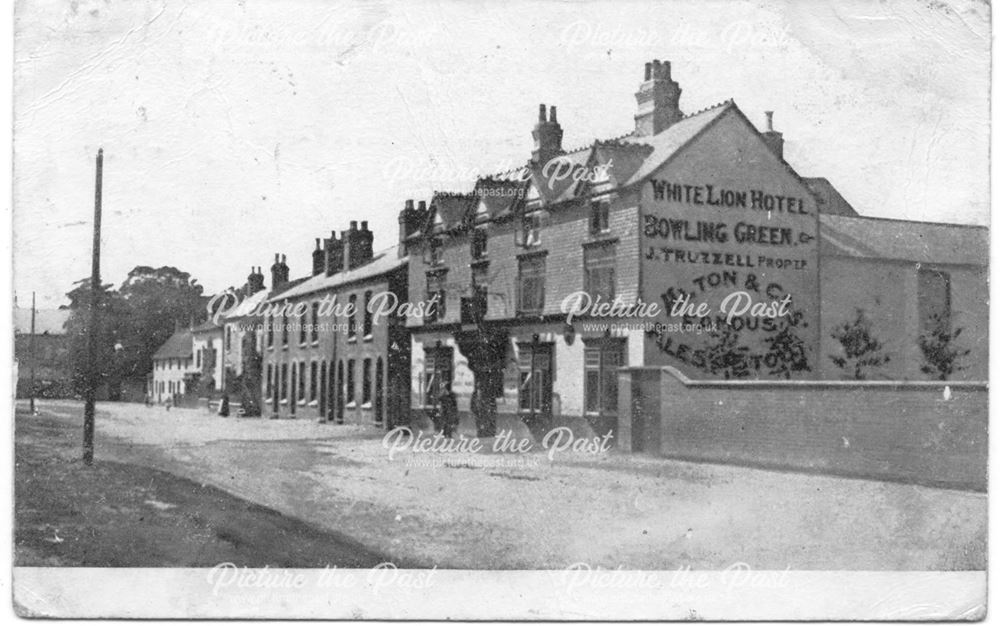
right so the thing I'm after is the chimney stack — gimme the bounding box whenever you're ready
[761,111,784,160]
[270,253,290,291]
[531,103,564,166]
[343,220,374,270]
[325,231,344,276]
[634,59,683,137]
[398,198,428,256]
[312,238,325,276]
[247,266,265,294]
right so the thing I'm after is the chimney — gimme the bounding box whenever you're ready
[761,111,784,160]
[343,220,374,270]
[531,103,563,166]
[325,231,344,276]
[270,253,289,291]
[634,59,683,137]
[247,266,265,294]
[312,238,325,276]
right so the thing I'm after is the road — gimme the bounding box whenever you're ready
[16,399,987,570]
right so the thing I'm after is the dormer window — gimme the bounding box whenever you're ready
[590,201,610,234]
[471,228,488,260]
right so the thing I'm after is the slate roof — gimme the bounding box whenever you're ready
[268,245,407,301]
[152,329,193,360]
[13,307,70,335]
[819,214,988,266]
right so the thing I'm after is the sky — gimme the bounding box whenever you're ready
[13,0,990,308]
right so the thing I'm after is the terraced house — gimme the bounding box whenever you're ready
[260,222,410,426]
[400,59,988,441]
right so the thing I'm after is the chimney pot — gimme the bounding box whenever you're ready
[315,238,321,249]
[274,253,279,263]
[549,105,557,123]
[361,220,368,230]
[418,200,426,211]
[405,199,414,210]
[765,111,774,131]
[538,104,546,122]
[644,62,652,80]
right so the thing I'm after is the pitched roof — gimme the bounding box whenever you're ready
[804,178,858,216]
[268,245,407,301]
[191,319,223,334]
[152,329,193,360]
[819,214,987,265]
[13,307,70,335]
[221,288,271,321]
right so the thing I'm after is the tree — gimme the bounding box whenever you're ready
[829,308,891,380]
[919,313,970,380]
[116,266,208,384]
[64,278,129,398]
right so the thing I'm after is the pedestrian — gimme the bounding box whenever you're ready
[438,387,458,438]
[165,393,173,411]
[218,394,230,417]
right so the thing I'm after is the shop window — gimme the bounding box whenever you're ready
[423,346,453,407]
[518,343,552,417]
[584,243,616,301]
[584,340,624,415]
[517,255,546,314]
[918,268,951,333]
[590,201,610,234]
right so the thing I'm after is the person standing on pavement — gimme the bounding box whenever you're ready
[438,387,458,438]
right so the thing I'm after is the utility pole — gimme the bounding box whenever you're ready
[28,291,36,414]
[83,148,102,466]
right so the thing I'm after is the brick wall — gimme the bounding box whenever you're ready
[618,366,987,490]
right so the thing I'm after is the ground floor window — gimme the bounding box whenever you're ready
[362,358,372,405]
[518,342,552,417]
[266,364,273,399]
[346,359,356,405]
[423,346,453,407]
[280,363,288,400]
[310,361,318,401]
[584,339,624,415]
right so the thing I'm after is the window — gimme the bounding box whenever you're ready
[348,294,357,339]
[590,201,610,234]
[918,268,951,333]
[225,327,232,351]
[299,305,308,344]
[429,238,444,266]
[267,315,274,347]
[310,361,318,401]
[518,343,552,416]
[584,244,616,301]
[363,291,373,338]
[423,346,453,406]
[298,361,306,401]
[346,359,356,405]
[517,213,541,247]
[281,310,289,346]
[362,358,372,405]
[196,350,201,368]
[281,363,288,400]
[584,340,624,415]
[311,302,320,343]
[471,228,488,260]
[517,255,546,314]
[425,272,446,323]
[266,364,273,399]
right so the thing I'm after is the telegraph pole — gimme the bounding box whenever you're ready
[28,291,36,414]
[83,148,102,466]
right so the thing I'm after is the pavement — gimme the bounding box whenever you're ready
[23,399,987,570]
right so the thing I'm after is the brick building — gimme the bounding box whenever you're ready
[400,59,988,439]
[260,222,410,426]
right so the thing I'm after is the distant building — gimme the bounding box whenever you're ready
[259,223,410,427]
[191,320,224,396]
[13,306,72,398]
[149,327,195,403]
